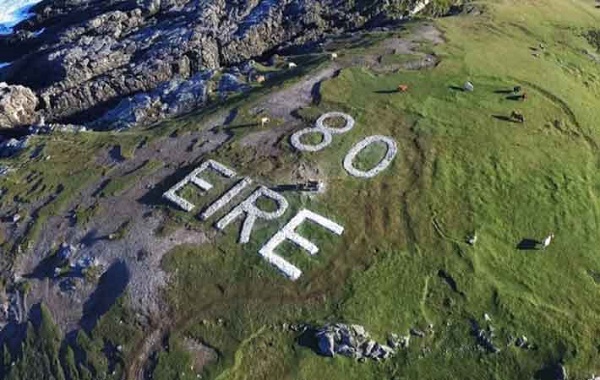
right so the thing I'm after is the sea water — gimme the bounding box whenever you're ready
[0,0,43,35]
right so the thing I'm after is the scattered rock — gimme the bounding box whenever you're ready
[515,335,532,349]
[0,165,12,177]
[556,364,568,380]
[57,243,77,261]
[471,319,500,353]
[314,323,395,361]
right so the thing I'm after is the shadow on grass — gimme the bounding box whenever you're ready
[271,184,305,192]
[534,363,566,380]
[492,115,518,123]
[374,89,400,94]
[517,239,539,250]
[25,253,65,280]
[80,228,109,246]
[437,269,466,297]
[311,81,323,104]
[138,162,202,207]
[220,122,259,131]
[297,326,321,355]
[449,85,465,92]
[80,260,129,333]
[223,108,239,126]
[506,95,524,101]
[494,89,514,94]
[108,145,125,163]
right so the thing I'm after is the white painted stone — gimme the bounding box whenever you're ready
[163,159,236,212]
[290,127,333,152]
[259,209,344,280]
[290,112,354,152]
[410,0,432,15]
[343,135,397,178]
[315,112,355,134]
[216,186,289,243]
[199,177,253,220]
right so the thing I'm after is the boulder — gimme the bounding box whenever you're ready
[0,83,39,128]
[218,73,248,93]
[316,329,335,357]
[0,137,28,158]
[314,323,395,361]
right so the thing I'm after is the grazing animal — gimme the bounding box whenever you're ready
[511,110,525,123]
[260,117,270,127]
[467,232,478,246]
[287,62,297,69]
[520,91,527,101]
[513,86,522,93]
[256,75,266,83]
[330,52,338,60]
[397,84,409,93]
[540,233,554,249]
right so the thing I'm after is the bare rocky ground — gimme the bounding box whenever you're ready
[2,22,444,377]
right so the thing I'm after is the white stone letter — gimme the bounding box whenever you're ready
[199,177,253,220]
[259,209,344,281]
[343,135,398,178]
[163,159,236,212]
[290,112,355,152]
[216,186,289,243]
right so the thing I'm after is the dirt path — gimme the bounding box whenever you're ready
[257,64,341,120]
[129,325,166,380]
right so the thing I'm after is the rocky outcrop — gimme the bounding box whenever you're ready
[0,0,439,130]
[314,323,395,361]
[0,137,29,158]
[92,71,213,130]
[0,83,39,128]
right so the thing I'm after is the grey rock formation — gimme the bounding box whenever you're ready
[0,0,432,130]
[29,123,88,135]
[314,323,395,361]
[219,73,248,94]
[0,137,29,158]
[93,71,213,130]
[0,83,39,128]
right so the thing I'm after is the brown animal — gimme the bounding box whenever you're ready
[397,84,409,93]
[520,91,527,101]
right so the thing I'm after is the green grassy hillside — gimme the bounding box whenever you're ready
[160,1,600,379]
[3,0,600,379]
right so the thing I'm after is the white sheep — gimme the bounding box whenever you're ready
[287,62,297,69]
[541,233,554,249]
[260,117,270,127]
[330,52,338,60]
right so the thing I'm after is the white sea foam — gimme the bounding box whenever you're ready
[0,0,43,35]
